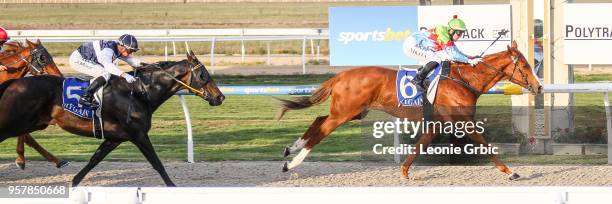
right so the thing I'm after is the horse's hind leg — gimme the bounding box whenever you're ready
[468,132,520,180]
[282,110,361,172]
[283,115,327,158]
[16,134,65,170]
[283,109,369,157]
[15,136,26,170]
[22,134,70,168]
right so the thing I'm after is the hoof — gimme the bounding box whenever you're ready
[56,161,70,168]
[400,166,410,179]
[15,162,25,170]
[282,162,289,172]
[283,147,290,158]
[508,173,520,180]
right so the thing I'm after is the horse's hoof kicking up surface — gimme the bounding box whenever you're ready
[57,161,70,168]
[508,173,521,180]
[282,162,289,172]
[15,162,25,170]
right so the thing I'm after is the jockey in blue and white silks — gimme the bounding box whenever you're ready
[403,15,482,90]
[68,34,144,107]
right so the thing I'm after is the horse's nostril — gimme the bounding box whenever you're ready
[219,95,225,102]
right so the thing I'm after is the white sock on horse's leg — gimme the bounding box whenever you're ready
[287,148,311,170]
[288,138,307,153]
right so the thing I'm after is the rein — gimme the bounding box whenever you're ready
[145,62,207,96]
[441,53,532,96]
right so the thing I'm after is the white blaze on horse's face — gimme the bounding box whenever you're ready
[510,50,543,95]
[506,40,543,94]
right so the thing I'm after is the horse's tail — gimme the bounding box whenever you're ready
[0,79,17,99]
[275,77,337,120]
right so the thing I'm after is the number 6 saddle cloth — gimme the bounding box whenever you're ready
[396,63,444,106]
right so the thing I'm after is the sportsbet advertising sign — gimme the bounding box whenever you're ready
[329,5,512,66]
[329,6,419,66]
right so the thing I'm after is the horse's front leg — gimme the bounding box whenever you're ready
[400,131,436,179]
[72,139,121,187]
[131,133,176,187]
[467,131,520,180]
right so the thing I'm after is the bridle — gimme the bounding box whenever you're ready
[0,45,50,75]
[149,60,212,100]
[482,54,532,89]
[442,52,533,96]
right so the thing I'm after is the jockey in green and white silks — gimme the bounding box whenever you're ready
[403,15,482,90]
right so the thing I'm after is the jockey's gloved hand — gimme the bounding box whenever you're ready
[121,73,137,83]
[468,57,482,67]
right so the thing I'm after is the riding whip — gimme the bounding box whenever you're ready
[478,29,509,58]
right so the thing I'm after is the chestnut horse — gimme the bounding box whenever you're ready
[0,51,224,186]
[277,41,542,180]
[0,39,68,169]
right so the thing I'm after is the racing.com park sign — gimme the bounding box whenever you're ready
[329,5,512,66]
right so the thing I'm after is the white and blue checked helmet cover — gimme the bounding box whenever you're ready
[118,34,139,51]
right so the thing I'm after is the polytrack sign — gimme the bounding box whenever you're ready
[564,3,612,64]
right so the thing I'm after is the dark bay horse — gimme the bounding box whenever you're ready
[0,51,224,186]
[277,41,542,180]
[0,39,68,169]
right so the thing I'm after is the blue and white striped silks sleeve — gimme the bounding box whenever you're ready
[120,55,143,67]
[443,45,470,63]
[96,48,125,77]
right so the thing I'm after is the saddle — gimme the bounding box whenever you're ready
[62,77,105,139]
[396,61,450,106]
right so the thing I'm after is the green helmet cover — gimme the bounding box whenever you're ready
[448,15,466,31]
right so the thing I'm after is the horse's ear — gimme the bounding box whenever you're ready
[511,40,518,49]
[186,50,196,62]
[25,39,35,47]
[36,38,42,45]
[189,50,199,61]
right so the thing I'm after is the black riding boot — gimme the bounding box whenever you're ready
[79,76,106,108]
[411,61,439,91]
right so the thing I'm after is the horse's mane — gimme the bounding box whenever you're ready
[483,49,510,61]
[0,41,25,56]
[155,60,185,69]
[4,41,24,49]
[128,60,188,75]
